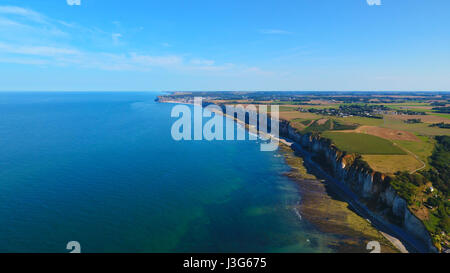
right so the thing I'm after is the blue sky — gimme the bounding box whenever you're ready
[0,0,449,91]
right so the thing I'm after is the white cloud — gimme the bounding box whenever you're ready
[259,29,292,35]
[112,33,122,44]
[0,57,48,65]
[190,58,215,66]
[0,17,24,27]
[366,0,381,6]
[0,5,270,77]
[67,0,81,6]
[130,53,183,67]
[0,42,269,76]
[0,5,70,39]
[0,6,46,23]
[0,42,80,56]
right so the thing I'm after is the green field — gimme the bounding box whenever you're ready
[332,116,384,126]
[393,136,435,169]
[382,103,450,119]
[321,132,407,155]
[430,112,450,119]
[279,106,299,112]
[382,116,449,136]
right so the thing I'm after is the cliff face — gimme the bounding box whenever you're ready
[279,120,437,252]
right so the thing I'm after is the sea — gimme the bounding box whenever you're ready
[0,91,336,253]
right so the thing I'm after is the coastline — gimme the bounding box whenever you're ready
[279,144,402,253]
[159,98,406,253]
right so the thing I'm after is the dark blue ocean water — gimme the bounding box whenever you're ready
[0,92,333,253]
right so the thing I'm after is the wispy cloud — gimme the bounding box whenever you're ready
[0,42,80,56]
[0,56,48,65]
[112,33,122,45]
[0,5,270,77]
[366,0,381,6]
[190,58,215,66]
[0,17,24,27]
[259,29,292,35]
[0,6,46,23]
[0,5,70,40]
[130,53,182,67]
[67,0,81,6]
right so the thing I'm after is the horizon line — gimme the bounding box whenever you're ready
[1,90,450,93]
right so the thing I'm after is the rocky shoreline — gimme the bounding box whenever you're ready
[279,144,399,253]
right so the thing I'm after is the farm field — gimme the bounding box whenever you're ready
[279,111,323,121]
[361,155,423,174]
[430,112,450,119]
[332,116,384,126]
[381,103,450,119]
[337,125,419,141]
[392,136,435,170]
[381,116,449,136]
[321,132,407,155]
[384,114,450,124]
[279,105,300,112]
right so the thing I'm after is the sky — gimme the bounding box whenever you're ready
[0,0,449,91]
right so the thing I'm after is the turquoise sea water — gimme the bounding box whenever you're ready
[0,92,334,253]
